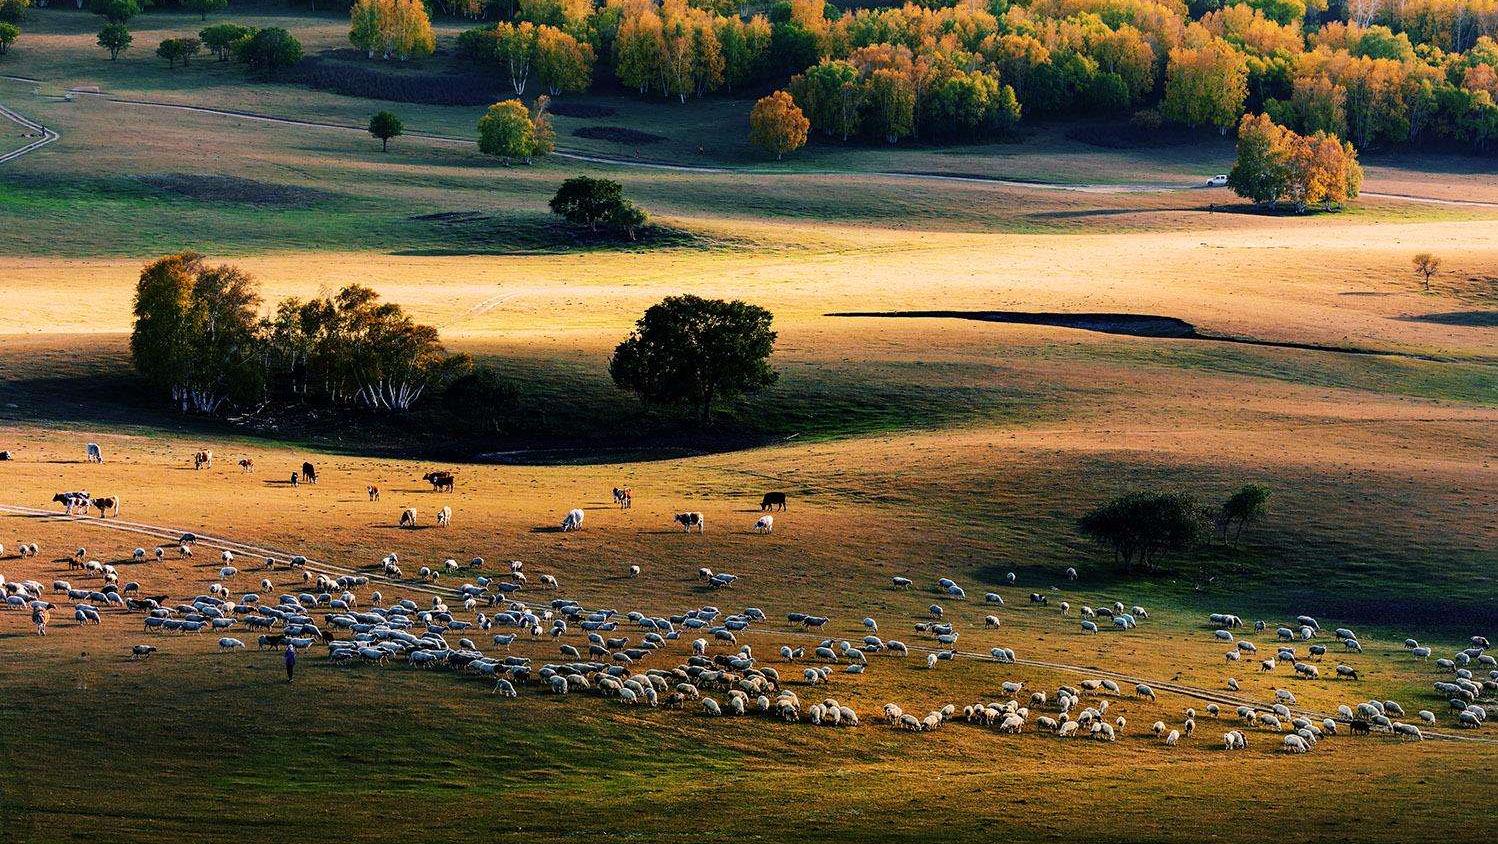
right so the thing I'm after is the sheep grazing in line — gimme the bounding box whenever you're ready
[1135,684,1156,702]
[131,644,157,660]
[891,577,912,589]
[1165,729,1180,746]
[132,548,145,562]
[436,506,451,527]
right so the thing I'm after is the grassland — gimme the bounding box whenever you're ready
[1,6,1496,842]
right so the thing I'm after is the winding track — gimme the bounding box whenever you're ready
[4,502,1491,744]
[0,99,58,164]
[3,77,1498,207]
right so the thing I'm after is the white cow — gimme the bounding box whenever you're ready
[561,509,585,531]
[85,443,104,463]
[754,515,774,533]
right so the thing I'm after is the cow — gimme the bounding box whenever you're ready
[300,462,317,484]
[674,512,705,533]
[0,450,12,460]
[85,443,104,463]
[760,492,787,511]
[399,508,417,528]
[238,458,254,473]
[613,487,632,508]
[561,509,585,532]
[754,515,774,533]
[53,492,90,514]
[367,486,380,501]
[436,506,451,527]
[92,496,121,518]
[423,471,454,492]
[193,450,213,470]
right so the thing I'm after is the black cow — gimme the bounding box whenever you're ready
[301,462,317,484]
[760,492,787,511]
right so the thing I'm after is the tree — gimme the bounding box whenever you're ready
[131,253,266,414]
[0,22,16,56]
[368,110,403,151]
[534,25,593,95]
[1077,491,1205,573]
[1216,484,1270,544]
[1412,252,1441,291]
[236,27,301,75]
[157,37,200,68]
[89,0,139,24]
[1161,38,1248,130]
[200,23,253,61]
[549,176,648,238]
[442,364,519,435]
[97,23,131,60]
[493,20,540,94]
[610,295,778,423]
[0,0,25,25]
[184,0,226,20]
[1228,112,1291,204]
[749,90,809,159]
[477,98,545,163]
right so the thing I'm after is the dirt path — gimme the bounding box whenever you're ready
[0,100,58,165]
[4,502,1489,745]
[6,79,1498,207]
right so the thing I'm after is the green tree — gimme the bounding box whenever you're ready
[89,0,139,24]
[368,110,404,151]
[97,23,132,60]
[1412,252,1440,291]
[0,0,25,25]
[0,21,17,56]
[477,98,541,163]
[235,27,301,75]
[442,364,519,435]
[610,295,778,423]
[549,176,648,238]
[200,23,253,61]
[1216,484,1270,544]
[1228,112,1291,205]
[157,37,201,68]
[184,0,227,20]
[131,253,267,414]
[1077,491,1205,573]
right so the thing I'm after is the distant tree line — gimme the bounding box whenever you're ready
[1077,484,1270,573]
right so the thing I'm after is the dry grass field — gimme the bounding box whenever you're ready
[1,5,1496,841]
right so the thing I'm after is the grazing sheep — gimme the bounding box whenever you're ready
[627,564,640,578]
[561,509,585,531]
[753,515,774,533]
[891,576,912,589]
[1135,683,1156,701]
[1165,729,1180,746]
[436,506,451,527]
[399,508,418,528]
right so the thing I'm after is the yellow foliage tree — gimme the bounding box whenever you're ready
[749,90,810,159]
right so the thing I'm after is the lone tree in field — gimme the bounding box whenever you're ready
[368,110,403,151]
[749,90,809,160]
[610,295,778,424]
[132,253,266,414]
[0,22,17,56]
[1077,491,1205,573]
[549,176,647,239]
[184,0,226,20]
[236,27,302,76]
[1216,484,1270,544]
[200,23,252,61]
[1412,252,1441,291]
[97,23,131,59]
[477,97,553,164]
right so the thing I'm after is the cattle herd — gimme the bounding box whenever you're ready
[1,443,1494,757]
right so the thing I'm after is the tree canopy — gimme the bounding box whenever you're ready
[236,27,302,75]
[610,295,778,423]
[749,90,810,158]
[477,97,553,163]
[1228,112,1363,211]
[548,176,648,238]
[368,110,404,151]
[1077,491,1206,573]
[1216,484,1271,543]
[97,22,131,59]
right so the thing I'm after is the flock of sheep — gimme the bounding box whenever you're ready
[1,446,1494,758]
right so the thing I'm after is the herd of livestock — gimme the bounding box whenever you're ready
[1,444,1495,756]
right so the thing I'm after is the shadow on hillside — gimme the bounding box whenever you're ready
[1398,310,1498,327]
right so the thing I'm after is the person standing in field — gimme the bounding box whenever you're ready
[284,643,296,682]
